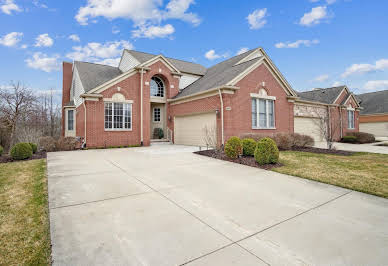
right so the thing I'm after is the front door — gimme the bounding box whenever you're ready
[151,104,166,139]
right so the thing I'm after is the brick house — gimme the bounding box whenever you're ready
[61,47,360,147]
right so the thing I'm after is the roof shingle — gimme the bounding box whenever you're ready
[357,90,388,115]
[297,86,346,104]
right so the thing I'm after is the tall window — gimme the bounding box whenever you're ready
[348,110,355,129]
[154,108,161,122]
[67,110,74,131]
[104,102,132,130]
[251,98,275,129]
[150,76,164,97]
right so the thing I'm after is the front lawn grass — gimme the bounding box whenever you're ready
[273,151,388,198]
[0,159,51,265]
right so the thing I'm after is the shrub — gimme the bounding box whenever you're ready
[346,132,375,144]
[0,145,3,156]
[153,128,164,139]
[342,135,357,143]
[240,133,268,142]
[39,136,56,152]
[225,136,243,159]
[56,137,78,151]
[242,138,257,156]
[272,133,293,150]
[29,143,38,153]
[292,133,315,148]
[254,138,279,165]
[10,143,33,160]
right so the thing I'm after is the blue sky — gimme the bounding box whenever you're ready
[0,0,387,96]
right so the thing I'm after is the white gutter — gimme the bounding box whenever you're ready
[140,67,144,145]
[218,89,225,147]
[340,107,343,138]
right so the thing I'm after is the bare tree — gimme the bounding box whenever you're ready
[314,110,341,150]
[0,82,36,148]
[202,124,217,150]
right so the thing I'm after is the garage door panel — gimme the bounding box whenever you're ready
[359,122,388,137]
[174,112,217,146]
[294,117,324,142]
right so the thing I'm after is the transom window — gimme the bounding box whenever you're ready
[252,98,275,129]
[154,108,161,122]
[348,110,355,129]
[150,76,164,97]
[104,102,132,130]
[67,109,74,131]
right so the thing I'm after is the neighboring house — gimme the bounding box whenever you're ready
[295,86,361,141]
[357,90,388,137]
[61,47,359,147]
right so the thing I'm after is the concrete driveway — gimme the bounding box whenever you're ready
[48,144,388,266]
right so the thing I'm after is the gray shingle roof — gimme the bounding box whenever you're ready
[174,48,262,99]
[297,86,346,104]
[64,100,75,106]
[75,61,122,92]
[357,90,388,115]
[125,50,207,75]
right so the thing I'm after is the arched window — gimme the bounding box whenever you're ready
[150,76,164,97]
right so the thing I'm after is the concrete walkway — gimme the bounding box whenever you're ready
[315,141,388,154]
[47,144,388,265]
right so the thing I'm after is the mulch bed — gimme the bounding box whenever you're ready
[195,149,282,170]
[0,151,47,164]
[289,146,354,156]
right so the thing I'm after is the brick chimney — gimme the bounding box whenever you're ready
[62,62,73,136]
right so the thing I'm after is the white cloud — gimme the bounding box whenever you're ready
[341,59,388,77]
[1,0,22,15]
[35,33,54,47]
[95,57,121,67]
[0,32,23,47]
[68,34,80,42]
[275,39,319,48]
[21,44,27,49]
[75,0,200,27]
[332,81,342,87]
[326,0,337,4]
[237,47,249,55]
[299,6,328,26]
[66,40,133,65]
[204,49,229,61]
[314,74,329,82]
[112,26,120,34]
[25,52,60,72]
[132,24,175,39]
[364,80,388,91]
[247,8,267,30]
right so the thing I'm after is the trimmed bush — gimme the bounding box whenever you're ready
[272,133,293,150]
[0,145,3,156]
[39,136,56,152]
[56,137,78,151]
[342,135,357,143]
[254,137,279,165]
[225,136,243,159]
[346,132,375,144]
[10,143,33,160]
[29,143,38,153]
[240,133,268,142]
[292,133,315,148]
[242,138,257,156]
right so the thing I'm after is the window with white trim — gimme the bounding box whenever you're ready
[67,109,74,131]
[252,98,275,129]
[104,102,132,130]
[150,76,164,97]
[153,108,161,122]
[348,110,355,129]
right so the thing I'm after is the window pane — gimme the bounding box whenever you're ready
[105,103,112,129]
[154,108,161,122]
[252,99,257,128]
[259,99,267,128]
[68,110,74,130]
[124,104,131,129]
[150,77,164,97]
[113,103,123,129]
[268,100,274,128]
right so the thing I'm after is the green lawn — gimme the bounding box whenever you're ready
[273,151,388,198]
[0,159,51,265]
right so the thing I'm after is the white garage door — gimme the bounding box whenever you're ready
[174,112,217,146]
[360,122,388,137]
[294,117,324,142]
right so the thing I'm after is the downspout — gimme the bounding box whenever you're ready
[339,107,343,138]
[83,99,87,147]
[140,68,144,146]
[218,89,224,148]
[327,105,331,140]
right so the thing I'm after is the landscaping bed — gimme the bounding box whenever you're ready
[0,159,51,265]
[195,149,282,170]
[290,146,353,156]
[0,151,47,164]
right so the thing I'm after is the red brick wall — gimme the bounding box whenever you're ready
[169,62,294,145]
[62,62,73,136]
[80,59,179,148]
